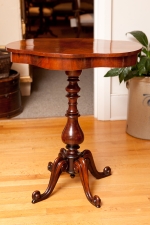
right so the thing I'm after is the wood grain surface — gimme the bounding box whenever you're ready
[0,116,150,225]
[6,39,142,70]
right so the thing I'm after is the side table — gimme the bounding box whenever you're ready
[6,38,141,208]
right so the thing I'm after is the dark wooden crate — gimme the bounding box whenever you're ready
[0,70,22,118]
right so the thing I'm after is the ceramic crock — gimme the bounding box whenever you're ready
[126,77,150,140]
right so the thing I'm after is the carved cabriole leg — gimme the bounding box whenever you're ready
[74,157,101,208]
[32,154,68,204]
[76,150,111,207]
[81,150,111,179]
[73,150,111,208]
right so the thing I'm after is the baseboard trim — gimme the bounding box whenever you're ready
[20,75,32,96]
[20,76,33,83]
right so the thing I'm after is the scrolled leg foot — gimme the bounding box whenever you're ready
[70,173,75,178]
[32,155,68,204]
[47,162,53,171]
[93,195,101,208]
[103,166,111,176]
[32,190,41,203]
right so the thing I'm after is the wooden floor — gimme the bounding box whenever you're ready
[0,116,150,225]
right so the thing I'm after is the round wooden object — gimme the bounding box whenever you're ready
[0,70,22,118]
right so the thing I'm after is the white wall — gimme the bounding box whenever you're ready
[0,0,21,44]
[94,0,112,120]
[112,0,150,40]
[0,0,29,78]
[111,0,150,120]
[94,0,150,120]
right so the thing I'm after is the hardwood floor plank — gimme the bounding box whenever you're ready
[0,116,150,224]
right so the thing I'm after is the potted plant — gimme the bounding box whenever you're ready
[104,30,150,140]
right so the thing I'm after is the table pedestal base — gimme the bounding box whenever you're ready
[32,70,111,208]
[32,148,111,208]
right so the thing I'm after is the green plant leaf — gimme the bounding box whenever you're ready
[142,48,148,56]
[104,67,133,83]
[104,30,150,82]
[104,68,123,77]
[131,64,138,71]
[122,67,131,76]
[127,30,148,48]
[124,70,140,81]
[119,72,125,83]
[145,58,150,72]
[137,56,147,75]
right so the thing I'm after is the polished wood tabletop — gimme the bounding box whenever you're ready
[6,38,142,70]
[6,38,142,208]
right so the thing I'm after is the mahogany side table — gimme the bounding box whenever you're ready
[6,39,141,208]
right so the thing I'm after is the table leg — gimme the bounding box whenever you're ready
[32,70,111,208]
